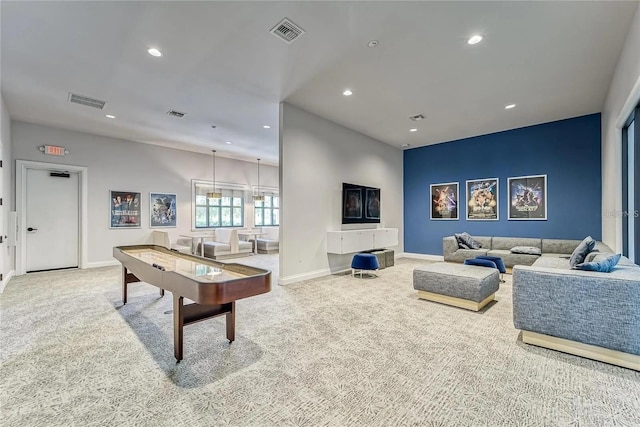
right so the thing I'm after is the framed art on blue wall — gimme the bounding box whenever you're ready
[150,192,177,228]
[430,182,459,220]
[466,178,498,220]
[508,174,547,220]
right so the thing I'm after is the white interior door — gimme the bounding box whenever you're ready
[26,169,79,272]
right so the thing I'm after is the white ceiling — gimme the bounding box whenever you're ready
[1,1,637,165]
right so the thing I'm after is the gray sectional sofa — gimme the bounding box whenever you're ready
[443,234,640,370]
[442,235,612,268]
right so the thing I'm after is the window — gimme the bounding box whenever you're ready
[192,181,244,228]
[255,194,279,226]
[622,104,639,264]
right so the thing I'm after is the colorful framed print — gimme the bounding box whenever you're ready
[430,182,459,220]
[466,178,498,220]
[110,190,141,228]
[508,174,547,220]
[150,192,177,228]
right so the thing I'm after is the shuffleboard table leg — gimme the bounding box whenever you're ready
[122,267,128,305]
[173,294,184,362]
[226,301,236,343]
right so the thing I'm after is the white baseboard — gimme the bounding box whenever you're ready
[0,269,15,293]
[278,267,351,286]
[402,253,444,261]
[86,260,120,269]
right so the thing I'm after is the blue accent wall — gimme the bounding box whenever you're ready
[404,113,602,255]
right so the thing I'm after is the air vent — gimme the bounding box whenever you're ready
[409,114,425,121]
[270,18,305,44]
[167,110,186,118]
[68,93,106,109]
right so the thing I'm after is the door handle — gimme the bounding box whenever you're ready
[27,227,38,232]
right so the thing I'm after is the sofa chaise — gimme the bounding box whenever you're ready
[513,253,640,371]
[197,229,253,260]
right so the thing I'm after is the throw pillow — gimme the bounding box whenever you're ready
[458,242,471,250]
[510,246,542,256]
[573,253,622,273]
[454,232,482,250]
[569,236,596,267]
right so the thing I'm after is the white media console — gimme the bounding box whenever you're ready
[326,228,398,254]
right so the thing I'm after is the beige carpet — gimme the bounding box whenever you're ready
[1,256,639,426]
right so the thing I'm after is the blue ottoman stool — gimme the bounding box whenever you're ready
[474,255,506,282]
[351,253,380,278]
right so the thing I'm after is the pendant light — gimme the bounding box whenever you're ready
[253,158,264,202]
[207,150,222,199]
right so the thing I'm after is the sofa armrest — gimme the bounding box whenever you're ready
[443,236,458,257]
[512,265,640,355]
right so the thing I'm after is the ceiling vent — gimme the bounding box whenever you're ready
[68,92,106,109]
[167,110,186,118]
[270,18,305,44]
[409,114,425,121]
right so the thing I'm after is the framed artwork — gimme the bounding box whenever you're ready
[508,174,547,220]
[430,182,459,220]
[150,192,177,228]
[466,178,498,220]
[365,188,380,220]
[110,190,141,228]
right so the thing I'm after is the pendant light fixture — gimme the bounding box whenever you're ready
[207,150,222,199]
[253,158,264,202]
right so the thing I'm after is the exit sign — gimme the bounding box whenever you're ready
[40,145,68,156]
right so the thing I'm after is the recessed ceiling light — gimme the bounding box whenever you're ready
[105,114,115,119]
[368,40,379,48]
[401,143,410,148]
[147,48,162,57]
[410,128,418,132]
[505,104,516,109]
[467,35,483,45]
[343,89,353,96]
[225,141,232,144]
[263,125,271,129]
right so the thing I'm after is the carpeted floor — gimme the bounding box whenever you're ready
[1,256,639,426]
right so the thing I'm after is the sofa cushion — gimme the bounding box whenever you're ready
[443,248,489,263]
[573,253,621,272]
[455,232,482,249]
[569,236,595,267]
[541,239,582,255]
[491,237,541,251]
[486,249,539,267]
[510,246,542,255]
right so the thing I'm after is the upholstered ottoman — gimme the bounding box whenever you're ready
[413,262,500,311]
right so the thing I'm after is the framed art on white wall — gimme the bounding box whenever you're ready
[150,192,177,228]
[110,190,141,228]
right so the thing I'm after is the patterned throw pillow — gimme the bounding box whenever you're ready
[569,236,596,267]
[573,254,622,272]
[454,232,482,250]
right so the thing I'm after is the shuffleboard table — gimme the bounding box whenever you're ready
[113,245,271,361]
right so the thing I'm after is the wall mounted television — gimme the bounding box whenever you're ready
[342,182,380,224]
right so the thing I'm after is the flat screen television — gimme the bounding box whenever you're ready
[342,182,380,224]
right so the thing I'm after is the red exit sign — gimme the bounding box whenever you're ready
[42,145,67,156]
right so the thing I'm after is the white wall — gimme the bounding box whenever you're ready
[11,121,278,266]
[279,103,403,284]
[602,5,640,252]
[0,94,14,292]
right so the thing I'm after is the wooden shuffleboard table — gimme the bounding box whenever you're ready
[113,245,271,361]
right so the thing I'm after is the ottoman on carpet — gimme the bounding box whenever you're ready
[413,262,500,311]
